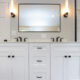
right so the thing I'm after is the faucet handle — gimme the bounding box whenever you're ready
[18,36,22,42]
[56,36,60,42]
[60,38,63,42]
[24,38,28,42]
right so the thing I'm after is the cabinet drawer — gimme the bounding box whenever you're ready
[31,56,49,65]
[30,72,49,80]
[29,43,50,50]
[30,56,50,71]
[29,43,50,56]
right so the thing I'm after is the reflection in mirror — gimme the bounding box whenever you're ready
[18,4,61,32]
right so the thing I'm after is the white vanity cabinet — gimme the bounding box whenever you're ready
[29,43,50,80]
[0,44,28,80]
[0,43,80,80]
[51,44,80,80]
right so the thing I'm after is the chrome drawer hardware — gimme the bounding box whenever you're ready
[36,76,42,78]
[37,47,43,49]
[37,60,42,62]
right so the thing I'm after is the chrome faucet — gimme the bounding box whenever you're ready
[15,36,22,42]
[18,36,22,42]
[24,38,28,42]
[56,37,63,42]
[56,36,60,42]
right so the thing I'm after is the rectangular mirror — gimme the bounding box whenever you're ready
[18,4,61,32]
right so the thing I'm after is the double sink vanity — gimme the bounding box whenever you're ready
[0,0,79,80]
[0,42,80,80]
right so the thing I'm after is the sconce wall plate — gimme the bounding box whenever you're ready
[11,12,15,18]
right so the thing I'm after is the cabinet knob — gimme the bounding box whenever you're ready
[64,55,67,58]
[68,55,71,58]
[12,55,15,58]
[8,55,11,58]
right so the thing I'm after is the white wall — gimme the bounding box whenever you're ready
[0,0,10,42]
[0,0,75,42]
[77,0,80,42]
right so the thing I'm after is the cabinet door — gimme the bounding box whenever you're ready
[64,56,80,80]
[0,57,11,80]
[11,57,27,80]
[51,56,64,80]
[51,56,80,80]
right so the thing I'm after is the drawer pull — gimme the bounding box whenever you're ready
[36,76,42,79]
[37,60,43,62]
[37,47,43,49]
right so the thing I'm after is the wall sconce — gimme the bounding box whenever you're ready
[63,0,69,18]
[10,0,16,18]
[11,12,15,17]
[64,12,68,17]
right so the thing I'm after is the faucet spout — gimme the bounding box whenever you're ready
[18,36,22,42]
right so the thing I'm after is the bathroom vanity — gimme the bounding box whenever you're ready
[0,0,79,80]
[0,43,80,80]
